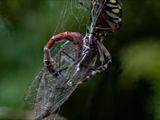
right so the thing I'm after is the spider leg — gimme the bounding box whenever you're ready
[94,25,122,33]
[56,58,97,89]
[58,60,111,89]
[43,32,83,77]
[97,40,112,64]
[97,39,105,66]
[79,2,90,10]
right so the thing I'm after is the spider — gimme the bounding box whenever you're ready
[24,0,122,119]
[44,0,122,88]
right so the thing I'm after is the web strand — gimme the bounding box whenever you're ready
[53,0,90,35]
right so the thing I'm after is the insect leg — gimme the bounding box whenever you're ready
[43,32,83,77]
[57,50,77,75]
[57,47,95,76]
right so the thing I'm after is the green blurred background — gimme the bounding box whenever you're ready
[0,0,160,120]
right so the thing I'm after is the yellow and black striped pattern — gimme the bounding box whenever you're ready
[90,0,122,36]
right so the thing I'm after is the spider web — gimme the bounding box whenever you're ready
[52,0,90,35]
[24,0,92,120]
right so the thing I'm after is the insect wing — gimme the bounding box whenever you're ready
[24,40,67,104]
[24,41,93,120]
[35,43,79,119]
[24,68,48,104]
[33,68,79,120]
